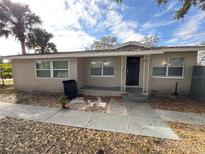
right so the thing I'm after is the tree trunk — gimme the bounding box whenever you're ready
[1,77,4,86]
[20,40,26,55]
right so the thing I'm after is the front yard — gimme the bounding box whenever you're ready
[0,117,205,153]
[149,96,205,114]
[1,85,205,153]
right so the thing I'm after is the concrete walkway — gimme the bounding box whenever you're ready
[156,109,205,125]
[108,99,127,115]
[0,102,180,140]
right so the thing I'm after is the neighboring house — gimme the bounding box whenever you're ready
[5,42,205,96]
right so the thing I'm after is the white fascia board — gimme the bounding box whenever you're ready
[7,50,164,59]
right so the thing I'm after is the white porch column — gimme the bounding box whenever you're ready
[146,55,150,93]
[142,56,146,93]
[120,56,124,92]
[142,55,150,95]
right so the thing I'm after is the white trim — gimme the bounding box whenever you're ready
[7,50,165,59]
[146,55,150,93]
[90,58,115,77]
[142,56,146,93]
[124,56,127,91]
[152,57,185,78]
[35,60,70,79]
[152,76,184,79]
[120,56,123,92]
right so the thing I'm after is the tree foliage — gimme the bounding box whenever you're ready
[140,35,160,47]
[89,36,118,50]
[26,28,57,54]
[0,63,12,86]
[0,0,41,54]
[156,0,205,19]
[114,0,205,19]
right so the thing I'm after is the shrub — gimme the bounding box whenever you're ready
[0,63,12,85]
[58,95,68,109]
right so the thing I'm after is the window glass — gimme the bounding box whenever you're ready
[36,70,50,77]
[36,61,50,69]
[103,59,114,75]
[53,61,68,69]
[168,67,183,76]
[168,58,184,67]
[36,60,69,78]
[153,67,166,76]
[53,70,68,78]
[90,59,102,75]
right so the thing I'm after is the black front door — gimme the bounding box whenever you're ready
[126,57,140,86]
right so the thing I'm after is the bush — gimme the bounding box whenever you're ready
[0,63,12,85]
[58,95,68,109]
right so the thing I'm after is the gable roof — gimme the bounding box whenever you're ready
[113,41,151,49]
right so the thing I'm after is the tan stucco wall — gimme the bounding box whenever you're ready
[77,58,86,88]
[11,51,197,95]
[84,57,122,87]
[12,58,78,93]
[149,51,197,95]
[83,56,144,88]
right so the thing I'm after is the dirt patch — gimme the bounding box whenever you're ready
[1,117,205,153]
[149,96,205,114]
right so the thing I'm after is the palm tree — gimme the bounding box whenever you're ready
[26,28,57,54]
[113,0,122,3]
[0,0,41,54]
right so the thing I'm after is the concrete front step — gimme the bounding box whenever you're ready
[79,89,122,96]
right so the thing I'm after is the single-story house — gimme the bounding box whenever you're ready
[5,42,205,96]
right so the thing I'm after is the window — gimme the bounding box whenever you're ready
[36,60,69,78]
[167,58,184,76]
[91,59,102,76]
[152,57,184,77]
[90,58,114,76]
[36,61,51,77]
[103,58,114,76]
[53,61,69,78]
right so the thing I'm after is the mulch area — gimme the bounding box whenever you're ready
[0,85,61,108]
[0,117,205,153]
[0,85,121,112]
[0,91,62,108]
[149,96,205,114]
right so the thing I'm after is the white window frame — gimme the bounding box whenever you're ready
[152,57,185,79]
[90,58,115,77]
[35,60,51,78]
[35,60,70,79]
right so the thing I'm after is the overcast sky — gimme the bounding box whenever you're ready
[1,0,205,56]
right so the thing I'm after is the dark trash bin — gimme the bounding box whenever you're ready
[62,80,78,99]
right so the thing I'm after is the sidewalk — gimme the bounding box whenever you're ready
[0,102,179,140]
